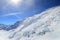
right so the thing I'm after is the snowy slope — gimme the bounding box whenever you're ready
[0,6,60,40]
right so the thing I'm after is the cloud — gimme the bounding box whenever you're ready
[1,12,21,18]
[0,0,35,18]
[3,12,20,16]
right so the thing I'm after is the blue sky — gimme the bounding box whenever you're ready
[0,0,60,25]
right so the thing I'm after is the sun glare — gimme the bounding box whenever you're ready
[10,0,21,5]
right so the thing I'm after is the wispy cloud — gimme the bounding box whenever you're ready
[3,12,20,16]
[0,0,35,18]
[1,12,21,18]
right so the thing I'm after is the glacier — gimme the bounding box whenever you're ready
[0,6,60,40]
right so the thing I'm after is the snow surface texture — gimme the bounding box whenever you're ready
[0,6,60,40]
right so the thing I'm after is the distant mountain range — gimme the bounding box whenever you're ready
[0,20,23,31]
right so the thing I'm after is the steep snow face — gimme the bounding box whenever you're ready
[9,6,60,40]
[0,6,60,40]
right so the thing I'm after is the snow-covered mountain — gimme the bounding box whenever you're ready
[0,20,23,31]
[0,6,60,40]
[8,20,23,30]
[0,24,10,30]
